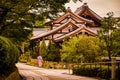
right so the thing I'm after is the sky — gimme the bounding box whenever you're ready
[65,0,120,17]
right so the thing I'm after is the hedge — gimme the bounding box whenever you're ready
[73,64,120,80]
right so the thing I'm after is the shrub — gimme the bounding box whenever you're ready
[0,36,20,75]
[73,64,111,79]
[73,64,120,79]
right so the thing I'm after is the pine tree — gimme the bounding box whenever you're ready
[47,40,60,62]
[39,39,47,60]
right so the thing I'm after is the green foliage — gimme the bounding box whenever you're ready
[28,40,61,62]
[23,41,38,59]
[98,12,120,59]
[0,0,81,44]
[73,64,120,79]
[34,17,48,28]
[19,54,27,63]
[19,51,32,63]
[39,39,48,60]
[30,50,38,59]
[0,36,20,75]
[0,0,82,76]
[42,61,67,69]
[46,40,60,62]
[61,35,106,63]
[73,64,111,79]
[110,28,120,56]
[0,0,34,44]
[34,20,44,28]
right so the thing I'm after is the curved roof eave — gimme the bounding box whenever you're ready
[54,26,97,42]
[30,20,80,40]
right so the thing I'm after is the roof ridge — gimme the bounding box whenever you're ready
[74,3,102,20]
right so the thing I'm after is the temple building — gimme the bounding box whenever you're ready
[31,3,102,42]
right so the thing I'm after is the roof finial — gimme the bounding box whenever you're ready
[67,7,71,12]
[83,2,88,8]
[84,3,87,5]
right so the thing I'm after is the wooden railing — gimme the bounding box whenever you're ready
[71,58,120,80]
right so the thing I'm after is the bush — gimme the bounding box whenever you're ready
[19,53,32,63]
[42,61,63,69]
[73,64,111,79]
[73,64,120,79]
[46,40,60,62]
[0,36,20,75]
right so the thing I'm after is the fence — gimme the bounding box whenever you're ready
[72,58,120,80]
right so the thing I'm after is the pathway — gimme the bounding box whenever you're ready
[16,63,99,80]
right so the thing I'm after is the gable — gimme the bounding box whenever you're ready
[74,3,102,27]
[52,9,93,25]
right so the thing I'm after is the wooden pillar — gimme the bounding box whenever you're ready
[111,57,116,80]
[37,39,41,56]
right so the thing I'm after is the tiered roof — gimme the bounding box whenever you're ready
[31,3,102,42]
[75,3,102,27]
[75,3,102,20]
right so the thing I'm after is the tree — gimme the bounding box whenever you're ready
[0,0,82,44]
[98,12,120,60]
[34,17,47,28]
[0,0,82,76]
[61,35,105,63]
[110,29,120,56]
[0,0,33,44]
[46,40,60,62]
[39,39,47,60]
